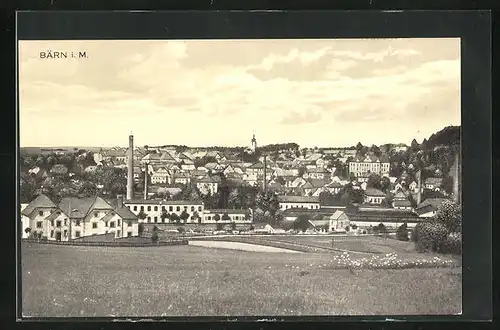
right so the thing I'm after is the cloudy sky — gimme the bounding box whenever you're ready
[19,38,460,148]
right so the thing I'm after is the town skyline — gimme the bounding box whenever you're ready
[19,38,460,148]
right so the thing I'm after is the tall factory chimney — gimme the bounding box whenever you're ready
[143,163,149,200]
[417,169,422,205]
[126,135,134,200]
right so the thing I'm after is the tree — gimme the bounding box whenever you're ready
[177,227,186,234]
[441,176,454,195]
[293,214,311,232]
[214,214,221,222]
[137,210,148,222]
[138,223,145,236]
[319,190,336,206]
[380,176,391,193]
[216,223,224,231]
[170,213,180,224]
[367,173,382,190]
[231,222,237,231]
[151,226,159,243]
[160,210,170,223]
[396,222,409,241]
[435,200,461,233]
[179,210,190,224]
[298,166,306,177]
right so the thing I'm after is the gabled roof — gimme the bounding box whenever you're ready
[393,191,407,200]
[142,153,161,161]
[302,179,327,189]
[107,200,139,220]
[204,162,219,169]
[21,194,57,216]
[416,198,449,210]
[44,209,67,221]
[58,196,113,219]
[197,175,221,183]
[393,200,412,207]
[159,152,176,161]
[330,210,347,220]
[364,188,386,197]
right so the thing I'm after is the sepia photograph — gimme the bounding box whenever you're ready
[18,38,462,317]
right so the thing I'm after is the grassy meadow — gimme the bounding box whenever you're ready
[21,242,461,317]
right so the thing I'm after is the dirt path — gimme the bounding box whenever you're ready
[188,240,302,253]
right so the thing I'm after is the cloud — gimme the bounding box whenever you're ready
[19,39,461,147]
[281,109,322,125]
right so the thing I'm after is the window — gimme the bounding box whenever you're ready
[128,206,131,209]
[50,230,54,238]
[118,219,121,226]
[198,206,202,211]
[133,206,137,211]
[57,211,61,215]
[56,220,61,227]
[169,206,173,212]
[64,219,67,226]
[127,232,132,237]
[92,222,97,229]
[63,230,67,238]
[147,206,151,211]
[184,206,188,211]
[110,222,115,228]
[38,211,43,216]
[162,206,166,211]
[154,206,158,211]
[235,216,239,221]
[51,220,54,227]
[140,206,144,211]
[176,206,180,211]
[147,217,151,223]
[105,221,108,227]
[94,212,99,217]
[36,221,42,228]
[75,231,81,238]
[191,206,195,212]
[117,230,121,237]
[154,217,157,223]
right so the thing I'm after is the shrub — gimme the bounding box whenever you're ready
[414,221,448,253]
[138,223,145,235]
[435,200,462,233]
[396,222,409,241]
[231,222,237,230]
[377,223,388,234]
[177,227,186,234]
[249,225,255,231]
[216,223,224,231]
[439,232,462,255]
[151,231,159,243]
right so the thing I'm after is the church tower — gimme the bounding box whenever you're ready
[251,133,257,153]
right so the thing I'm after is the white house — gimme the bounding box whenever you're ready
[364,188,386,204]
[415,198,449,218]
[22,194,139,240]
[203,209,250,224]
[20,203,30,238]
[125,199,205,224]
[196,175,221,195]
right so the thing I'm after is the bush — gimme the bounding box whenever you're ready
[435,200,462,233]
[151,231,159,243]
[216,223,224,231]
[414,221,448,253]
[377,223,388,234]
[396,223,409,241]
[138,223,145,235]
[249,225,255,231]
[177,227,186,234]
[439,232,462,255]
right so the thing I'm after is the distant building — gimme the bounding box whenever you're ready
[124,199,204,224]
[348,154,390,178]
[364,188,386,204]
[278,195,320,210]
[203,209,250,224]
[415,198,449,218]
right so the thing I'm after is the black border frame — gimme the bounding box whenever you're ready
[11,9,492,325]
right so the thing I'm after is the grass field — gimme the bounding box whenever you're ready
[21,242,461,317]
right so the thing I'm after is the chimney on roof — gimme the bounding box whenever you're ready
[126,135,134,200]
